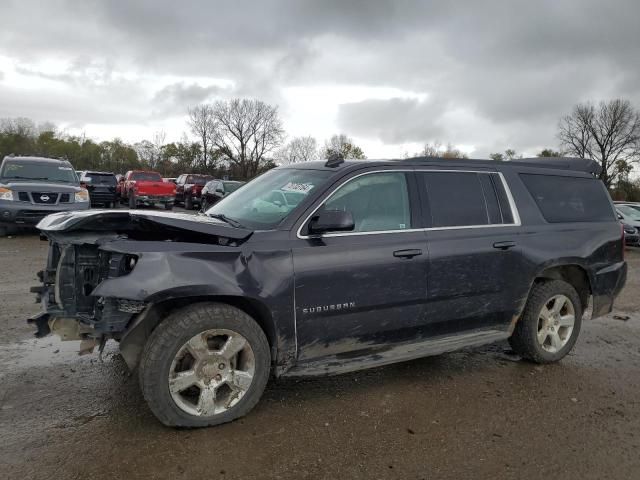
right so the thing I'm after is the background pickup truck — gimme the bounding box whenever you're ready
[122,170,175,210]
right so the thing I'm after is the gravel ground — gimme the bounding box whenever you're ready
[1,212,639,480]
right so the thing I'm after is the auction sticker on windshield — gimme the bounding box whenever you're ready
[281,182,314,193]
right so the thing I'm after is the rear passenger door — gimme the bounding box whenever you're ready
[417,170,524,334]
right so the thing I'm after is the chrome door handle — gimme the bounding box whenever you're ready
[493,241,516,250]
[393,249,423,258]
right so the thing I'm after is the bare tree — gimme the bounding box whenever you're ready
[210,99,285,179]
[276,135,318,164]
[489,148,522,161]
[322,134,366,160]
[559,99,640,186]
[188,105,215,168]
[412,141,468,159]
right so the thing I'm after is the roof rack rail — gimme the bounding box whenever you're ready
[400,156,602,176]
[510,157,602,176]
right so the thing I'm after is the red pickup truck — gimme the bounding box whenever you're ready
[122,170,176,210]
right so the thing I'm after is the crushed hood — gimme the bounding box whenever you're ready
[36,209,253,242]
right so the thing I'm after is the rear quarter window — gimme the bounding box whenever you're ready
[520,174,615,223]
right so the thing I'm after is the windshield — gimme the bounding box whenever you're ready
[131,172,162,182]
[84,173,116,185]
[189,176,213,185]
[206,168,332,229]
[0,161,77,183]
[618,205,640,220]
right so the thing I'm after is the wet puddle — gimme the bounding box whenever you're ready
[0,336,118,373]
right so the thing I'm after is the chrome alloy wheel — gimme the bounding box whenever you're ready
[168,329,256,417]
[537,294,576,353]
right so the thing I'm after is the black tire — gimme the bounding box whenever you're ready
[128,193,136,209]
[185,195,193,210]
[0,226,7,237]
[509,280,582,363]
[164,202,173,210]
[139,302,271,427]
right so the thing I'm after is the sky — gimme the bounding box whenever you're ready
[1,0,639,159]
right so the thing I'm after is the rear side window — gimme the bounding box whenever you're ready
[420,171,515,227]
[131,172,162,182]
[520,174,614,223]
[84,173,116,185]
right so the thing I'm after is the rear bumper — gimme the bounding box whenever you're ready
[134,195,174,204]
[88,192,117,205]
[591,261,627,318]
[0,200,90,226]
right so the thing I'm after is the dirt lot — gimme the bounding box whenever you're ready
[1,218,639,480]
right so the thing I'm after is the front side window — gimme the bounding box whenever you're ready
[319,172,411,233]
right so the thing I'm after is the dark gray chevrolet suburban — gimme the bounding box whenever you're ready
[0,156,90,235]
[29,156,627,427]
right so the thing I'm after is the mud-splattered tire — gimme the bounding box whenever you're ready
[139,302,271,427]
[509,280,582,363]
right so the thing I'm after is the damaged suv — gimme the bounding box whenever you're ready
[30,156,626,427]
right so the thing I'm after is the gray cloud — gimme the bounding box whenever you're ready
[337,97,447,143]
[151,83,226,116]
[1,0,639,154]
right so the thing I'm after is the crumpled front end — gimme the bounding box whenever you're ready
[29,233,145,354]
[28,209,255,356]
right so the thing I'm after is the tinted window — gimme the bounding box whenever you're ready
[131,172,162,182]
[422,172,494,227]
[520,174,614,223]
[188,175,212,185]
[84,173,116,185]
[321,172,411,232]
[223,181,244,193]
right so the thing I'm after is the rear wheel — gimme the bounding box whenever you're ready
[139,303,271,427]
[185,195,193,210]
[164,202,173,210]
[509,280,582,363]
[0,226,7,237]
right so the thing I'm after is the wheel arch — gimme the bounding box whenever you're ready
[119,294,278,371]
[532,263,592,312]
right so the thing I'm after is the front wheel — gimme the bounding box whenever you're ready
[509,280,582,363]
[139,303,271,427]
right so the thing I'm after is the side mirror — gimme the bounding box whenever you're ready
[617,213,624,220]
[216,188,224,194]
[308,209,355,235]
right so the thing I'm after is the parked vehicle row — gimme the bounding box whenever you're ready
[615,202,640,246]
[30,156,627,427]
[0,156,90,235]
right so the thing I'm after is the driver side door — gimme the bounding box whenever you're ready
[291,170,430,363]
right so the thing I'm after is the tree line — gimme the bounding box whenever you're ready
[1,97,638,197]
